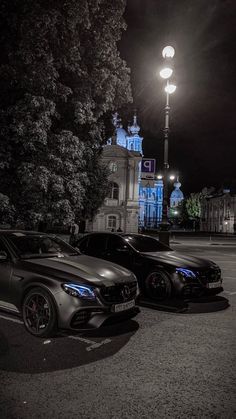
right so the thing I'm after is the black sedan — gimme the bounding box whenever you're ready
[0,230,139,337]
[76,233,223,301]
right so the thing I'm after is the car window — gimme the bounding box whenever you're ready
[123,235,172,252]
[87,235,107,253]
[0,238,10,257]
[108,236,128,251]
[6,234,79,258]
[78,237,89,253]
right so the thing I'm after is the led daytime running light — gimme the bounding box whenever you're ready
[62,283,96,300]
[176,268,196,279]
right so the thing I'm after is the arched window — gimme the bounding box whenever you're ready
[107,215,117,230]
[108,182,119,200]
[109,162,117,173]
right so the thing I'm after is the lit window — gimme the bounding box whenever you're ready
[109,162,117,173]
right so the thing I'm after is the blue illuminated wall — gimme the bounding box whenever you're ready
[110,112,164,228]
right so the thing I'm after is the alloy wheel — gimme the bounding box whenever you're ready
[145,270,172,300]
[22,288,57,337]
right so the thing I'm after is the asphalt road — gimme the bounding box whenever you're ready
[0,238,236,419]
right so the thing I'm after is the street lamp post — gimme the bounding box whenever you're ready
[159,46,176,246]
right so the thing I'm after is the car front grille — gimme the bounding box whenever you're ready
[197,267,221,286]
[99,281,137,304]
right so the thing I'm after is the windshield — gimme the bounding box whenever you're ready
[6,233,80,259]
[124,235,172,252]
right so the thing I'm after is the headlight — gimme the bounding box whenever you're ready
[176,268,197,280]
[62,283,96,300]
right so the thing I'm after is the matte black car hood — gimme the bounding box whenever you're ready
[141,251,215,269]
[22,254,135,286]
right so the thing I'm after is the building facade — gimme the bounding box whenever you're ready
[200,189,236,233]
[86,144,141,233]
[87,112,183,233]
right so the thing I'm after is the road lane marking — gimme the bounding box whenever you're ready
[0,314,112,350]
[0,313,23,324]
[223,276,236,280]
[66,334,112,351]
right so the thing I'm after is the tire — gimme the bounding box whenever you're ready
[22,287,57,338]
[145,270,172,301]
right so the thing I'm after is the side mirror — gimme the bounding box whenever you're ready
[0,251,8,261]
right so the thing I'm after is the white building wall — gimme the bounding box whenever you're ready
[87,145,141,233]
[200,192,236,233]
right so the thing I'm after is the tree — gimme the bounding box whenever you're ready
[185,192,202,230]
[0,193,15,225]
[0,0,132,228]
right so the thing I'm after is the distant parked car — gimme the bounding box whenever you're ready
[76,233,223,301]
[0,230,139,337]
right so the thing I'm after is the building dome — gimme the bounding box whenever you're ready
[170,181,184,207]
[170,188,184,200]
[116,127,128,147]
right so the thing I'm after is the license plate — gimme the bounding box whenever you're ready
[207,281,221,289]
[113,299,135,313]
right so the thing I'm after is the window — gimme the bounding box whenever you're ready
[124,235,172,252]
[6,234,78,258]
[107,182,119,200]
[109,162,117,173]
[87,235,107,253]
[107,215,117,230]
[108,236,127,251]
[78,237,89,253]
[0,238,10,257]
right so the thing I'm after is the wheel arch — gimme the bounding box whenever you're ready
[20,280,59,316]
[144,267,173,300]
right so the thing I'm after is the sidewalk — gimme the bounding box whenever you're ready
[170,237,236,246]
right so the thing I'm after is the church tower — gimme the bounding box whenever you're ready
[88,110,183,233]
[126,111,143,155]
[87,111,141,233]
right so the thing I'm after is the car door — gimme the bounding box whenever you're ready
[105,235,134,270]
[0,237,13,306]
[85,234,108,259]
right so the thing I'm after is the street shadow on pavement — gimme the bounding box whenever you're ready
[0,319,139,374]
[185,295,230,313]
[80,317,139,338]
[139,295,229,314]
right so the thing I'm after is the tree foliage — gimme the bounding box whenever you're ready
[0,193,15,225]
[185,193,202,219]
[0,0,132,227]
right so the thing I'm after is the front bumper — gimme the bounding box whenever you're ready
[54,288,139,331]
[172,272,223,299]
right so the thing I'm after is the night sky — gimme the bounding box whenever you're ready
[119,0,236,194]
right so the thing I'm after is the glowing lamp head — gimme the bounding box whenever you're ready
[157,174,163,180]
[169,175,175,180]
[160,67,173,79]
[162,46,175,59]
[165,84,177,94]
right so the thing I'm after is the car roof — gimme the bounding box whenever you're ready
[0,230,47,236]
[81,232,155,239]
